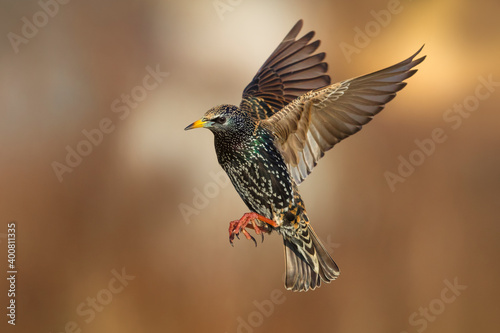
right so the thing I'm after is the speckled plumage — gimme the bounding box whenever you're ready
[211,106,292,217]
[185,20,425,291]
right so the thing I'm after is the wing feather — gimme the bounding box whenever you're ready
[263,46,426,184]
[240,20,330,120]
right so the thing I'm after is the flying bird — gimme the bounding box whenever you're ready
[185,20,425,291]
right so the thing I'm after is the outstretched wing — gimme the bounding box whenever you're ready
[240,20,330,121]
[263,46,426,184]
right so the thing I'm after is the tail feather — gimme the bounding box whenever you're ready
[283,224,339,291]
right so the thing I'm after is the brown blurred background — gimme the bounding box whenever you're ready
[1,0,499,332]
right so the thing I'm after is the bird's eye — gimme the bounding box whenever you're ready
[214,116,226,124]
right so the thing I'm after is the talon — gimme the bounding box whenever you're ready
[242,229,257,247]
[227,212,277,246]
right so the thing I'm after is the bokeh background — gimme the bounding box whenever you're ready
[1,0,499,332]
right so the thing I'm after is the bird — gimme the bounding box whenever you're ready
[185,20,425,291]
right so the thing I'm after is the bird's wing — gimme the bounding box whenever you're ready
[240,20,330,121]
[263,47,426,184]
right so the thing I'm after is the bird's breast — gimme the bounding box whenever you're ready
[216,134,295,219]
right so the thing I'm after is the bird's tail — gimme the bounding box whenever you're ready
[283,224,339,291]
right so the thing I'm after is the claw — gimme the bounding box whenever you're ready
[242,229,257,247]
[228,212,277,246]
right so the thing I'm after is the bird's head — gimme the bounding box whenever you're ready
[184,104,254,136]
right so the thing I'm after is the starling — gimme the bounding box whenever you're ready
[185,20,425,291]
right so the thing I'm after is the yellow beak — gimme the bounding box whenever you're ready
[184,119,208,131]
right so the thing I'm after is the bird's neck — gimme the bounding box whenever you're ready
[214,124,272,161]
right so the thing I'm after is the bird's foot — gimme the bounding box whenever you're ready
[229,213,278,247]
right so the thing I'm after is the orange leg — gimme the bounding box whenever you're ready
[229,212,278,247]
